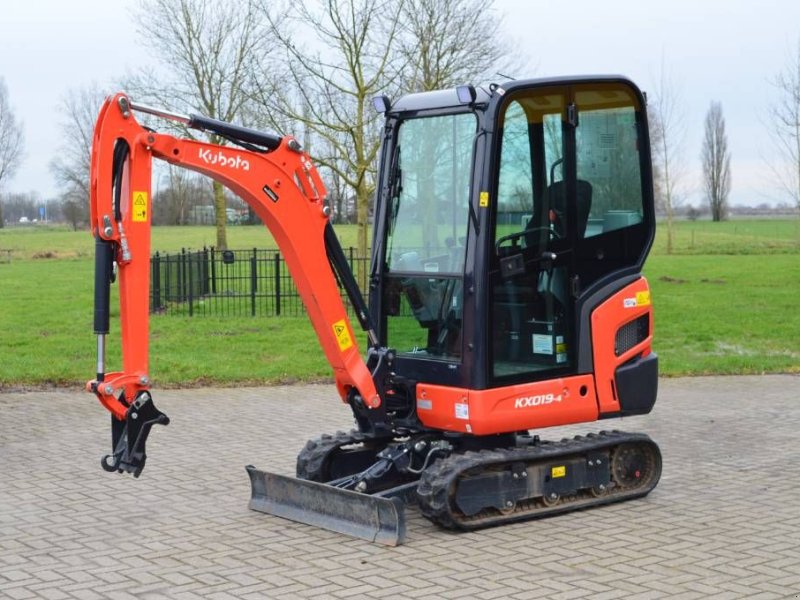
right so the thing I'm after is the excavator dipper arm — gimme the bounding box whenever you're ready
[88,93,381,475]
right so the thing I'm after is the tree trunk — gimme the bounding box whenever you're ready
[356,179,370,291]
[213,180,228,250]
[666,207,674,254]
[420,137,439,256]
[663,146,674,255]
[795,116,800,214]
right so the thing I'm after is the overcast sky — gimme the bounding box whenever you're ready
[1,0,799,208]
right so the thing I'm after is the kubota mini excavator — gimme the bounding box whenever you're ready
[88,76,661,545]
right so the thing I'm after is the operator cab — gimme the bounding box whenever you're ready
[370,77,655,416]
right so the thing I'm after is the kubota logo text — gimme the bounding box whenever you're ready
[514,393,562,409]
[199,148,250,171]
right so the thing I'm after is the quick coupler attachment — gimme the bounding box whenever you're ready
[246,466,407,546]
[101,392,169,478]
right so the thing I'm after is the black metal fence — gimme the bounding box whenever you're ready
[150,247,369,317]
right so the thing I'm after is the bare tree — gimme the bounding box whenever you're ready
[0,78,25,228]
[61,196,89,231]
[647,109,664,212]
[702,102,731,221]
[327,165,355,224]
[253,0,523,279]
[50,85,106,232]
[50,85,106,209]
[400,0,521,92]
[131,0,266,249]
[253,0,406,284]
[767,37,800,212]
[649,63,687,254]
[152,168,214,226]
[396,0,522,253]
[2,191,37,224]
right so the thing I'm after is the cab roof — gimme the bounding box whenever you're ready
[389,87,492,114]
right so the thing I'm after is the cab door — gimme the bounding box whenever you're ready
[489,85,576,383]
[487,79,653,386]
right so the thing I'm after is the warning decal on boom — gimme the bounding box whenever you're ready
[132,192,148,222]
[332,319,353,351]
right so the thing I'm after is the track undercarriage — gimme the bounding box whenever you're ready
[415,430,661,530]
[248,428,661,544]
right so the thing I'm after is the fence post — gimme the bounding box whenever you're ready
[164,252,171,305]
[210,246,217,294]
[250,248,257,317]
[274,252,281,316]
[180,248,187,302]
[152,252,161,311]
[188,251,194,317]
[202,246,210,295]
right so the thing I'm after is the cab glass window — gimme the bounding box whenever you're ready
[382,112,476,361]
[574,85,645,238]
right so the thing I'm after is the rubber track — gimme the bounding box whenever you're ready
[416,430,661,530]
[296,430,387,482]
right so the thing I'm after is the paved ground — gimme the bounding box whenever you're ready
[1,375,799,599]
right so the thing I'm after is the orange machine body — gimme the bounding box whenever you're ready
[415,278,654,435]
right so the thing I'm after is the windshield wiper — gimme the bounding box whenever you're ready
[388,145,402,224]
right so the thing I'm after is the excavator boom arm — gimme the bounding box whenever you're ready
[88,93,379,433]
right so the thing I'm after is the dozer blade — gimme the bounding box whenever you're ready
[245,465,406,546]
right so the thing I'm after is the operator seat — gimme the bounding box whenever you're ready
[529,179,593,310]
[524,179,593,248]
[546,179,593,239]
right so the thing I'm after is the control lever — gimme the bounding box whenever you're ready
[539,251,557,272]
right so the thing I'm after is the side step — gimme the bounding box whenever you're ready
[245,466,407,546]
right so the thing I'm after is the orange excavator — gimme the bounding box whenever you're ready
[88,76,661,545]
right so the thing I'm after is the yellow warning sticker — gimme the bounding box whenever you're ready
[551,466,566,479]
[332,319,353,352]
[636,291,651,306]
[479,191,490,207]
[132,191,148,222]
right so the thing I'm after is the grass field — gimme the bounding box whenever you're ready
[652,218,800,254]
[0,219,798,389]
[646,254,800,374]
[0,223,364,260]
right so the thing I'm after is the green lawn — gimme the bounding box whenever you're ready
[653,218,800,254]
[646,254,800,374]
[0,219,798,389]
[0,256,340,388]
[0,223,365,260]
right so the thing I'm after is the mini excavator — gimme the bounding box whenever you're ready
[88,76,661,545]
